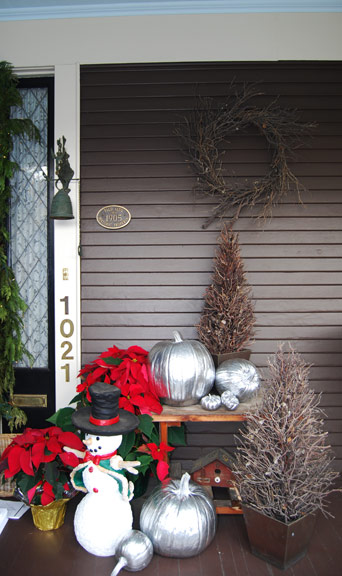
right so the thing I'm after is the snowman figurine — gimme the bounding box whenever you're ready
[68,382,141,557]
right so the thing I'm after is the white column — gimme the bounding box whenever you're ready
[54,63,81,410]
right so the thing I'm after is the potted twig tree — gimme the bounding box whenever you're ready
[196,224,255,366]
[233,344,340,569]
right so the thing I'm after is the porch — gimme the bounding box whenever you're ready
[1,484,341,576]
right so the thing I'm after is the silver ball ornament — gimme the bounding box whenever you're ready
[215,359,260,401]
[111,530,153,575]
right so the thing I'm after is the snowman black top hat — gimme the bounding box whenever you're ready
[72,382,139,436]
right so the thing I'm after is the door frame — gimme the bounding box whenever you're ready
[54,64,81,413]
[13,65,82,421]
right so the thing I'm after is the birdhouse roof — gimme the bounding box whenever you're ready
[190,448,235,474]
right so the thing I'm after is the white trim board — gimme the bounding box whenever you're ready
[0,1,342,21]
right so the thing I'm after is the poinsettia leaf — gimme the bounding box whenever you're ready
[58,471,69,486]
[137,414,155,438]
[19,449,34,476]
[134,453,153,475]
[17,469,42,493]
[46,407,76,431]
[54,482,65,500]
[101,357,122,366]
[44,461,59,491]
[58,431,85,451]
[59,451,80,468]
[156,460,169,481]
[117,431,136,459]
[167,424,186,446]
[148,427,160,444]
[41,482,55,505]
[68,392,85,405]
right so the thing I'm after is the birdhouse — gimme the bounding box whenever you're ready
[190,448,242,514]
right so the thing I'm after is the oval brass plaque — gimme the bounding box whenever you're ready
[96,205,131,230]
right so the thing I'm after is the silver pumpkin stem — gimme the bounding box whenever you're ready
[178,472,191,498]
[172,330,183,343]
[111,556,128,576]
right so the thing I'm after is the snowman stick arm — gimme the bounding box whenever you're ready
[110,455,141,475]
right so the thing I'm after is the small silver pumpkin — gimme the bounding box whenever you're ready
[215,358,260,402]
[221,390,239,411]
[148,331,215,406]
[111,530,153,575]
[201,394,222,411]
[140,472,217,558]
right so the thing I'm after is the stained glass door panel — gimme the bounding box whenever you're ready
[7,78,55,429]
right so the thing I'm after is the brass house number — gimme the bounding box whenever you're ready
[96,205,131,230]
[60,295,74,382]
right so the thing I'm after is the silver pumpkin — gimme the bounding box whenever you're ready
[148,331,215,406]
[221,390,239,411]
[140,472,217,558]
[111,530,153,575]
[201,394,222,411]
[215,358,260,402]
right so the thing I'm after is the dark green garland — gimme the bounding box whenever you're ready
[0,61,40,430]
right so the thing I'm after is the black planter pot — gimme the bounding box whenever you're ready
[212,349,251,368]
[242,504,317,570]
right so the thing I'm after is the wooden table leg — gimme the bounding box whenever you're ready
[159,422,169,445]
[159,421,181,462]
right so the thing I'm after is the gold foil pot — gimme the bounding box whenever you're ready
[30,498,69,531]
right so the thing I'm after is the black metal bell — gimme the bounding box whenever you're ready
[50,189,74,220]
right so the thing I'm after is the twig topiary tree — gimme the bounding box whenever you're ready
[196,224,255,355]
[233,344,339,523]
[0,61,39,430]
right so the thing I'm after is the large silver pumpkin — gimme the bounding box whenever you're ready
[148,331,215,406]
[215,358,260,402]
[112,530,153,575]
[140,472,217,558]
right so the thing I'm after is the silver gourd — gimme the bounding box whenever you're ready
[221,390,239,411]
[201,394,222,411]
[111,530,153,575]
[215,358,260,402]
[140,472,217,558]
[148,331,215,406]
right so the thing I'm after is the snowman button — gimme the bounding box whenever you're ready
[89,467,94,473]
[93,488,98,493]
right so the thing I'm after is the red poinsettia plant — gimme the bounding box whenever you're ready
[77,344,162,415]
[68,344,184,485]
[0,426,85,506]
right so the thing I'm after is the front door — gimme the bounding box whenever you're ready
[7,77,55,429]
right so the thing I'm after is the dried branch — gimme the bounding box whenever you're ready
[176,83,315,228]
[233,344,340,523]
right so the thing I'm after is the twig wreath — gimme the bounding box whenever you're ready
[176,83,315,229]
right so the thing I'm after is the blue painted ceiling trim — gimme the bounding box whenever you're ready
[0,1,342,21]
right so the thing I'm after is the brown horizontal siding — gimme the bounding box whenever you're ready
[80,62,342,472]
